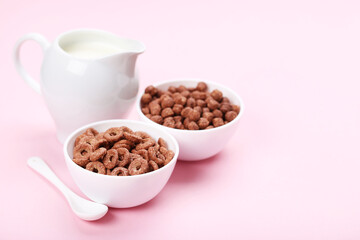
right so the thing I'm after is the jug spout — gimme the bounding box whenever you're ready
[100,52,142,77]
[98,40,145,78]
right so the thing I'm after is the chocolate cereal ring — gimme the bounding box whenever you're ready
[128,158,149,175]
[103,149,119,169]
[119,126,133,133]
[114,144,132,151]
[117,148,130,167]
[86,161,106,174]
[78,136,97,149]
[90,147,107,162]
[112,139,134,151]
[132,149,149,161]
[74,134,85,146]
[158,138,167,148]
[134,131,152,140]
[164,150,175,165]
[104,127,123,142]
[159,146,168,156]
[73,143,93,160]
[95,132,105,141]
[152,143,160,152]
[94,138,109,149]
[74,131,92,146]
[85,128,99,137]
[74,128,98,146]
[129,153,143,162]
[148,160,159,171]
[72,157,90,168]
[135,138,155,151]
[111,167,129,176]
[123,132,143,144]
[148,146,165,166]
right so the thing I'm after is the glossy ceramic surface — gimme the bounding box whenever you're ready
[14,29,145,143]
[63,119,179,208]
[136,79,244,161]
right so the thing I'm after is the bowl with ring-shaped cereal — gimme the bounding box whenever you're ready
[63,119,179,208]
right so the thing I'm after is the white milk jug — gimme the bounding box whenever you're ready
[14,29,145,143]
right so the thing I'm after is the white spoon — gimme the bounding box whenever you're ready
[27,156,108,221]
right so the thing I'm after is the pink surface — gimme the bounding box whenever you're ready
[1,0,360,239]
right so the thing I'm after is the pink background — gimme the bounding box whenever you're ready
[1,0,360,239]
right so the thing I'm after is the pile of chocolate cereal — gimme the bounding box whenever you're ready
[72,127,174,176]
[140,82,240,130]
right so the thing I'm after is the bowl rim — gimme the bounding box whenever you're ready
[63,119,179,179]
[136,78,245,133]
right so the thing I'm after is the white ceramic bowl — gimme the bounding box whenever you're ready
[63,119,179,208]
[136,79,244,161]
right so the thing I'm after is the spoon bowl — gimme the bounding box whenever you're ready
[67,193,108,221]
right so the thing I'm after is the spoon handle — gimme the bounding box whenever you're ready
[27,157,74,198]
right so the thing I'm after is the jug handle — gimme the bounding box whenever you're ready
[13,33,50,94]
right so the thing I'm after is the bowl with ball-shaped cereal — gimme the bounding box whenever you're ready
[136,79,244,161]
